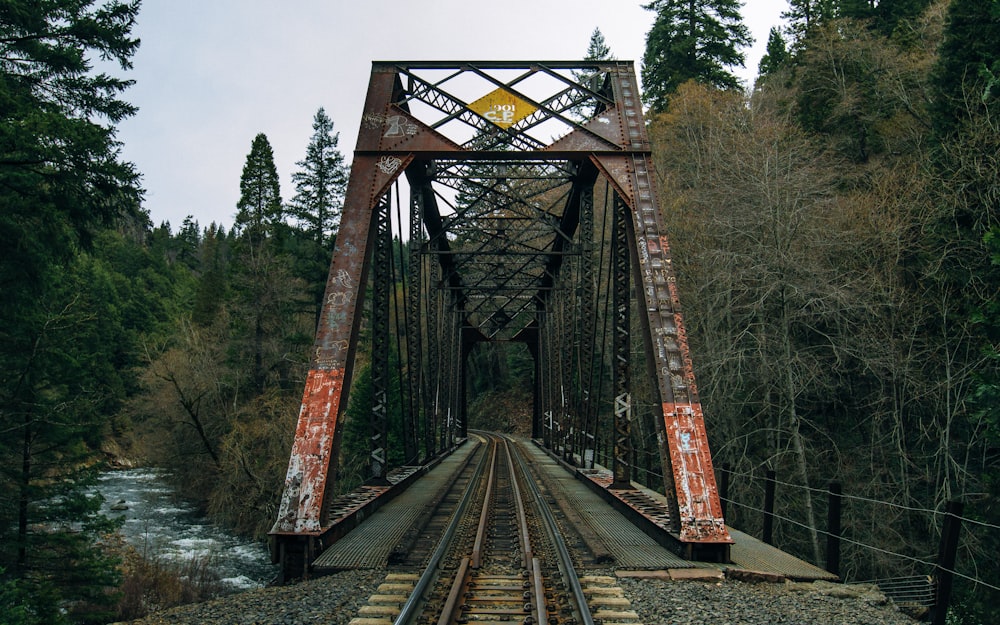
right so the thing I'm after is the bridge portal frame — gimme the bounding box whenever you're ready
[270,61,732,576]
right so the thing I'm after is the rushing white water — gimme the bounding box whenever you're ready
[96,468,278,590]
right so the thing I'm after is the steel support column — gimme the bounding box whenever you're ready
[369,191,391,484]
[577,184,597,468]
[406,181,425,463]
[611,192,632,489]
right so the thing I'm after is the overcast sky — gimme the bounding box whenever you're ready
[115,1,788,231]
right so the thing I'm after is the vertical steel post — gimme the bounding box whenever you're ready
[426,256,441,457]
[405,184,425,463]
[442,302,458,449]
[578,184,596,468]
[541,298,553,448]
[611,193,632,489]
[557,295,572,462]
[369,192,391,484]
[445,300,463,446]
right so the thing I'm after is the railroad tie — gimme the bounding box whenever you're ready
[349,573,420,625]
[579,575,644,625]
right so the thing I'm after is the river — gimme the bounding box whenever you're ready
[96,468,278,590]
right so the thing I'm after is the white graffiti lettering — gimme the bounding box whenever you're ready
[377,155,403,174]
[383,115,418,137]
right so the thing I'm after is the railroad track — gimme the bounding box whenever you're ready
[386,432,596,625]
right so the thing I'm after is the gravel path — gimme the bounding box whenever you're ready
[113,568,919,625]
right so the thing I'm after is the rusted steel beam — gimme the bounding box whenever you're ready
[590,60,731,550]
[270,67,413,538]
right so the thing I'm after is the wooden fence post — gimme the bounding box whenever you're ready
[826,481,842,577]
[763,470,776,545]
[932,500,964,625]
[719,464,730,520]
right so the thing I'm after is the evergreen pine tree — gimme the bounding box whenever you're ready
[191,224,230,326]
[757,27,790,78]
[176,216,202,270]
[931,0,1000,139]
[234,133,283,245]
[782,0,837,44]
[231,134,300,393]
[837,0,875,20]
[0,1,141,620]
[289,108,348,249]
[571,28,615,119]
[641,0,752,112]
[875,0,933,36]
[584,27,613,62]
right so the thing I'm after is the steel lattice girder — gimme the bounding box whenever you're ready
[270,61,731,559]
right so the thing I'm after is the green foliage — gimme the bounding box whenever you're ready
[235,133,283,244]
[640,0,751,111]
[287,108,347,322]
[571,28,615,119]
[0,572,38,625]
[875,0,934,36]
[466,342,534,434]
[782,0,837,46]
[931,0,1000,139]
[0,0,143,246]
[289,107,347,249]
[583,27,612,62]
[0,238,170,622]
[0,3,148,617]
[190,223,231,326]
[645,2,999,605]
[792,15,933,163]
[757,27,790,78]
[340,358,408,489]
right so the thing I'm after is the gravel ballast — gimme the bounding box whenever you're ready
[115,568,919,625]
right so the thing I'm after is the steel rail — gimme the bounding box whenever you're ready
[399,433,585,625]
[507,435,596,625]
[503,437,545,625]
[503,438,534,568]
[394,436,489,625]
[440,435,545,625]
[435,557,471,625]
[471,439,498,568]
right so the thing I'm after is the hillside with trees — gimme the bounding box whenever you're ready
[642,1,998,622]
[1,1,997,624]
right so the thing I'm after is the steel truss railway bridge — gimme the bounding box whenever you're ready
[270,61,733,580]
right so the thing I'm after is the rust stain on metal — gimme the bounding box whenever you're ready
[663,402,732,543]
[272,367,344,534]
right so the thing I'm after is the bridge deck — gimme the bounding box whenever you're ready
[312,436,836,582]
[312,440,479,570]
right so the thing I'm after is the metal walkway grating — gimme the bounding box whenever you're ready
[519,441,692,569]
[312,442,478,570]
[725,527,838,581]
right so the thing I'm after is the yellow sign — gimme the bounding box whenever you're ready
[468,88,537,128]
